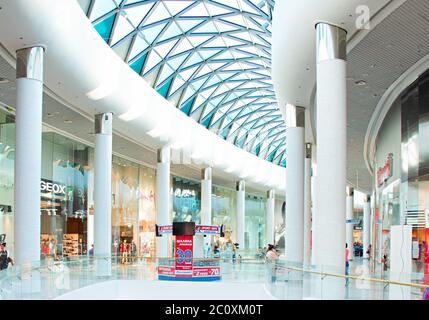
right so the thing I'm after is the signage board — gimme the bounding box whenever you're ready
[376,153,393,187]
[40,179,67,195]
[156,225,173,236]
[195,225,221,235]
[193,267,221,277]
[175,235,193,278]
[157,266,175,277]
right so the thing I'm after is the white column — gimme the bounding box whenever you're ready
[346,187,354,261]
[195,167,212,258]
[315,23,347,299]
[94,113,113,276]
[284,104,304,264]
[363,195,371,259]
[311,148,318,266]
[266,190,275,245]
[14,46,44,266]
[156,146,171,258]
[303,143,312,268]
[236,181,245,249]
[315,23,347,270]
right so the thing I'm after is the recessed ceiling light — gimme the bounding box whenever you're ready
[46,113,54,117]
[355,80,367,86]
[64,119,73,124]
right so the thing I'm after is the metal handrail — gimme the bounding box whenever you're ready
[277,265,428,290]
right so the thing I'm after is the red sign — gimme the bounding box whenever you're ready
[193,267,221,277]
[195,225,220,235]
[175,235,193,278]
[377,153,393,187]
[157,266,175,277]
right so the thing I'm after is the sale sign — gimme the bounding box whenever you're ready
[193,267,221,277]
[175,235,193,278]
[157,266,175,277]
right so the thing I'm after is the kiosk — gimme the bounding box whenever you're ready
[156,222,224,281]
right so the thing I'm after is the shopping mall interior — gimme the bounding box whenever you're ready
[0,0,428,301]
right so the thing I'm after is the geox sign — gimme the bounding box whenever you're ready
[40,179,66,195]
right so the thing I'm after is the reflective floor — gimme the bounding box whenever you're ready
[0,256,426,300]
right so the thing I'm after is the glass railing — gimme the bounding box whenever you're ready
[0,254,427,300]
[263,259,429,300]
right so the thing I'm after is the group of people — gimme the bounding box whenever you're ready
[41,239,58,259]
[0,243,13,270]
[120,240,137,264]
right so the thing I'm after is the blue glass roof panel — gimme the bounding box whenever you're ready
[82,0,285,165]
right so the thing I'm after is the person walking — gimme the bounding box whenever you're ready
[345,243,350,286]
[0,243,12,270]
[266,244,279,283]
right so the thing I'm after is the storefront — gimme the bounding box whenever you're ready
[0,107,269,260]
[0,108,158,259]
[373,70,429,276]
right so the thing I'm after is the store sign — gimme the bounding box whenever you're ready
[40,180,66,195]
[175,235,193,278]
[174,188,196,198]
[376,153,393,187]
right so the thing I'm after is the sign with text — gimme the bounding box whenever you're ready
[157,266,175,277]
[195,225,221,235]
[175,235,193,278]
[193,267,220,277]
[40,179,67,195]
[156,224,173,236]
[156,224,224,236]
[376,153,393,187]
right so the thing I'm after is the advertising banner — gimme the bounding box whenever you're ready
[195,225,221,235]
[175,235,193,278]
[156,225,173,236]
[193,267,221,277]
[157,266,175,277]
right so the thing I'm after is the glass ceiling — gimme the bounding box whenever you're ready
[78,0,286,167]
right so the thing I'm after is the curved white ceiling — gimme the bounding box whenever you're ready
[0,0,285,192]
[272,0,391,109]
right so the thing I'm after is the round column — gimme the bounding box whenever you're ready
[315,23,347,299]
[14,46,44,266]
[94,113,113,276]
[195,167,212,258]
[236,181,245,249]
[303,143,312,268]
[266,190,275,245]
[156,146,171,258]
[285,104,305,264]
[363,195,371,259]
[346,187,354,261]
[315,22,347,270]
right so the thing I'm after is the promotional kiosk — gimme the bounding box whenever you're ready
[156,222,224,281]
